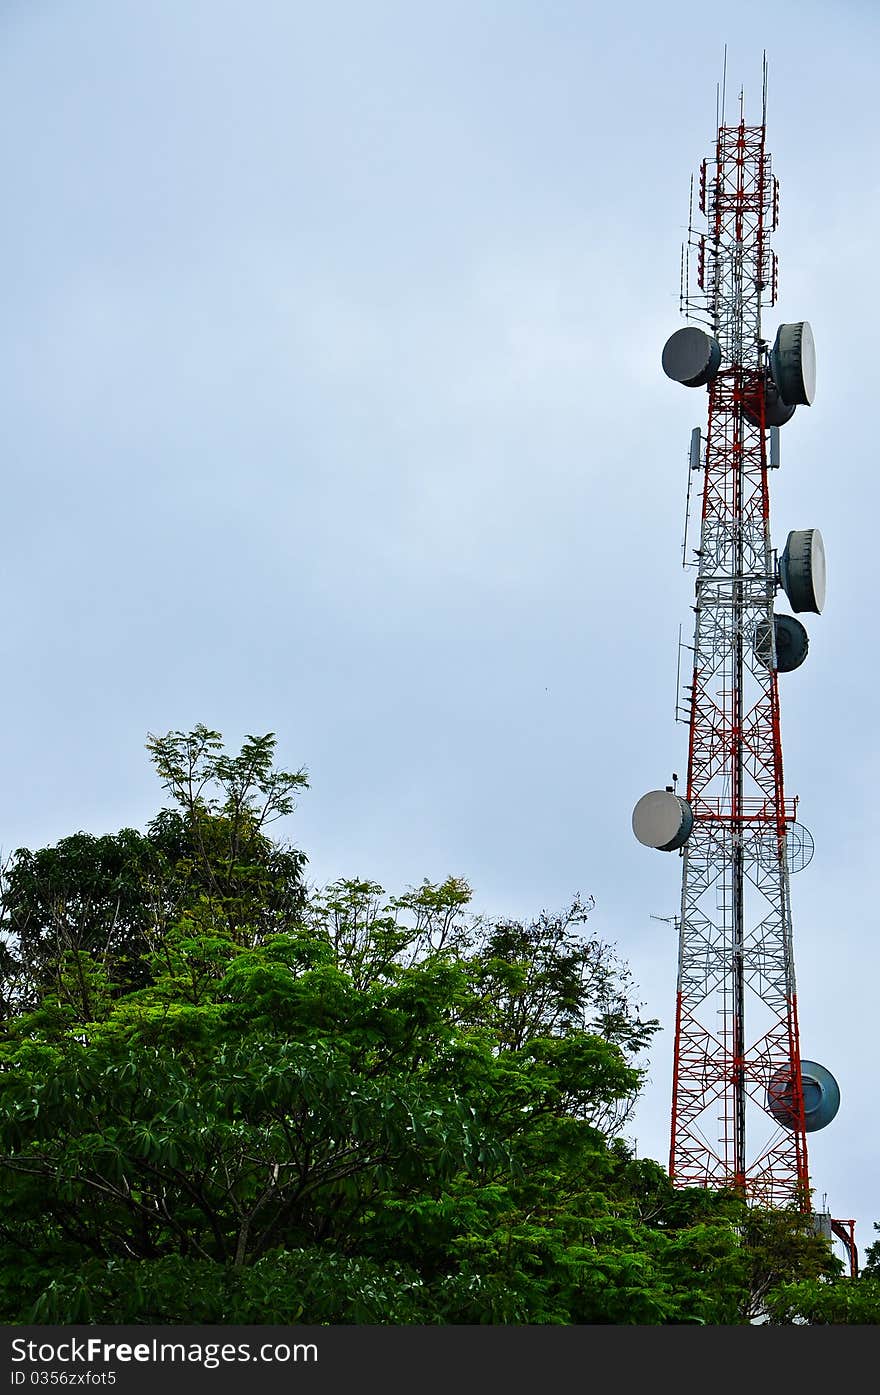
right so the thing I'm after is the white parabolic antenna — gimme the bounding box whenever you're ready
[770,320,816,406]
[632,789,694,852]
[780,528,826,614]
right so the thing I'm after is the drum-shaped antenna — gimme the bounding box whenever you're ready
[632,790,694,852]
[662,327,722,387]
[779,529,826,614]
[763,374,798,425]
[770,321,816,406]
[767,1059,840,1133]
[743,375,797,428]
[754,613,809,672]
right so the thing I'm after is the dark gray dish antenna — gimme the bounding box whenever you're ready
[632,789,693,852]
[754,613,809,672]
[763,375,798,426]
[770,321,816,406]
[779,528,826,614]
[767,1059,840,1133]
[662,327,722,388]
[743,376,796,428]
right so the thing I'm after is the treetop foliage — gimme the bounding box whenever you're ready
[0,727,865,1324]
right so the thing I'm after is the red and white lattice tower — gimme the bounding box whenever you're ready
[632,70,856,1272]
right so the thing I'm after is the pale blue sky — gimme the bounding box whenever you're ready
[2,0,877,1268]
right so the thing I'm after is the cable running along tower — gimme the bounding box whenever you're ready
[632,63,856,1272]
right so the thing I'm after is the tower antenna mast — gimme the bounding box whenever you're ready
[631,60,856,1276]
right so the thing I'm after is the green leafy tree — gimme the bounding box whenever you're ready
[862,1221,880,1275]
[0,914,652,1322]
[0,727,846,1324]
[761,1221,880,1324]
[765,1273,880,1325]
[0,829,160,1011]
[0,728,309,1017]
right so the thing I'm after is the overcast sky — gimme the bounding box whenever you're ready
[2,0,877,1272]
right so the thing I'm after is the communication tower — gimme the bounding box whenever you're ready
[632,59,856,1275]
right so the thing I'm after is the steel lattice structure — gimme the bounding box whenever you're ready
[633,72,858,1278]
[669,106,810,1207]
